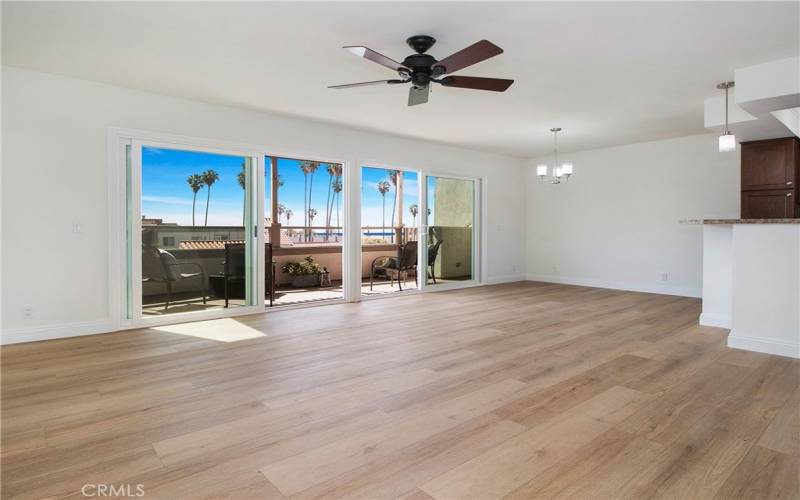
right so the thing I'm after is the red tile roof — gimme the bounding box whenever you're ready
[178,240,243,250]
[178,231,295,250]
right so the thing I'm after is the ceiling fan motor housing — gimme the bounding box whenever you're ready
[406,35,436,54]
[403,35,443,87]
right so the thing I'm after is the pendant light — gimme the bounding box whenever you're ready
[717,81,736,153]
[537,127,573,184]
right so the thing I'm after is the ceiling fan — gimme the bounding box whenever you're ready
[329,35,514,106]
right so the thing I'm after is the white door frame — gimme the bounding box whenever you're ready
[419,172,483,292]
[356,162,426,302]
[356,161,484,299]
[108,128,266,330]
[266,153,354,305]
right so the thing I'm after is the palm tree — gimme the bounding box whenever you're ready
[237,163,247,226]
[278,203,287,223]
[324,164,335,237]
[388,170,400,242]
[409,203,419,226]
[324,164,334,240]
[187,174,204,226]
[377,180,391,239]
[332,177,343,235]
[201,169,220,226]
[307,208,318,241]
[265,169,284,227]
[284,208,294,240]
[306,163,319,242]
[299,161,320,241]
[237,164,246,190]
[324,163,343,240]
[299,162,310,230]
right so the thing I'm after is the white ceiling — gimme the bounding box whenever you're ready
[3,1,798,158]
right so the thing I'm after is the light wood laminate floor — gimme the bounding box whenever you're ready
[2,282,798,499]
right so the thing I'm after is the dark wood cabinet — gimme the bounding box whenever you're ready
[741,189,796,219]
[741,137,799,219]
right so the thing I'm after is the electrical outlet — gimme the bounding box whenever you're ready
[552,265,558,273]
[660,272,669,282]
[512,264,517,273]
[23,306,33,319]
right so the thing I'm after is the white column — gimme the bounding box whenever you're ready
[343,160,361,302]
[700,225,733,328]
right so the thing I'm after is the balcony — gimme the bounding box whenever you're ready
[138,158,475,316]
[141,224,467,315]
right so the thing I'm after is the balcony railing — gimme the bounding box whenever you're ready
[140,223,474,310]
[142,225,421,301]
[275,225,418,246]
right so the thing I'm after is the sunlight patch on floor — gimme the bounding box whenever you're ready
[152,318,266,342]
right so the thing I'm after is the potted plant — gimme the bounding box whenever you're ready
[281,256,322,288]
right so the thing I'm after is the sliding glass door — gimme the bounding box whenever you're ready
[361,166,420,295]
[264,156,346,306]
[423,175,477,287]
[126,140,261,324]
[115,130,484,329]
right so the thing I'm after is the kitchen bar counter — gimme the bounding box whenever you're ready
[686,221,799,358]
[680,218,800,224]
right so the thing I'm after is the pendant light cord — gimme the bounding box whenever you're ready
[553,130,559,167]
[725,86,729,135]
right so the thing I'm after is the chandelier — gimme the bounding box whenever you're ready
[537,127,573,184]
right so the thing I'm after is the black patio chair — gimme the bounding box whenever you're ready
[223,243,246,308]
[142,247,207,310]
[370,240,418,291]
[428,239,443,284]
[266,242,275,307]
[223,242,276,307]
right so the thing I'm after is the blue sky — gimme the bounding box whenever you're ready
[360,167,419,227]
[141,147,421,227]
[142,147,245,226]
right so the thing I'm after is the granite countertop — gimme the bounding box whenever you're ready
[680,218,800,225]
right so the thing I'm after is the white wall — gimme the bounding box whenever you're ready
[1,67,526,337]
[730,225,800,358]
[526,134,740,297]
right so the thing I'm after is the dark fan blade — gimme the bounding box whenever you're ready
[344,46,409,72]
[329,79,405,89]
[408,85,430,106]
[432,40,504,75]
[439,76,513,92]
